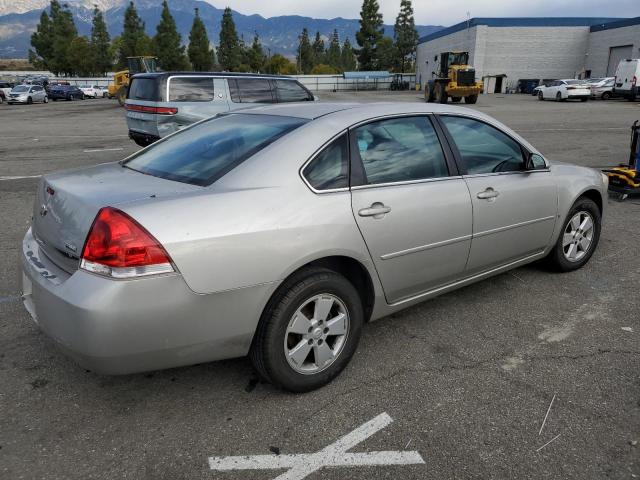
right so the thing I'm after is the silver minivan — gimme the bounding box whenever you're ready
[125,72,315,146]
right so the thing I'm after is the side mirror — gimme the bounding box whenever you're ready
[526,153,547,170]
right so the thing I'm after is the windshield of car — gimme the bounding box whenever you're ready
[12,85,29,93]
[123,114,308,186]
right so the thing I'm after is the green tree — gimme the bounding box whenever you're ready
[90,7,111,75]
[68,36,93,76]
[247,34,265,72]
[341,38,357,71]
[312,31,325,66]
[188,7,214,71]
[311,64,338,74]
[297,28,313,74]
[393,0,418,72]
[218,7,241,71]
[49,0,78,76]
[377,36,397,71]
[154,0,188,70]
[265,53,297,75]
[326,29,341,71]
[29,10,54,70]
[356,0,384,70]
[119,1,147,69]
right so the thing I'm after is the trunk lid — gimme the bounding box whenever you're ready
[32,162,201,273]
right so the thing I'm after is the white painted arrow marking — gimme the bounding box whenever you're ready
[208,412,425,479]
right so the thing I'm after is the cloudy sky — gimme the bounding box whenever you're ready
[209,0,639,26]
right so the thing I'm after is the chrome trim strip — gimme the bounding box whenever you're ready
[389,251,546,307]
[381,234,472,260]
[462,169,550,179]
[351,175,463,190]
[474,215,556,238]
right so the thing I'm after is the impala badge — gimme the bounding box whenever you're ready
[39,204,48,217]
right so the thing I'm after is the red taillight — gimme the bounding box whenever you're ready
[80,207,174,278]
[125,103,177,115]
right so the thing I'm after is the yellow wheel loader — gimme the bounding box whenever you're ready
[108,56,157,106]
[424,51,483,104]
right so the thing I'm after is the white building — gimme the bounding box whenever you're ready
[416,17,640,94]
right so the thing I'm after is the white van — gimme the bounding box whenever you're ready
[613,58,640,101]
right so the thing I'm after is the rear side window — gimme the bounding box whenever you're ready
[303,134,349,191]
[275,80,312,102]
[228,78,274,103]
[440,116,524,174]
[169,77,214,102]
[123,114,307,186]
[128,78,160,101]
[353,116,449,185]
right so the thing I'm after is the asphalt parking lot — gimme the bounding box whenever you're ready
[1,93,639,480]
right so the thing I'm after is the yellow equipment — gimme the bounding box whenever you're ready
[108,56,157,106]
[603,120,640,201]
[424,51,483,104]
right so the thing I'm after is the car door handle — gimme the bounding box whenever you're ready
[477,188,500,200]
[358,203,391,218]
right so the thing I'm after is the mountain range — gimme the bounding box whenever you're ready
[0,0,443,59]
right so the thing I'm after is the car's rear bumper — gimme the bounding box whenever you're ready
[21,227,272,374]
[128,129,160,146]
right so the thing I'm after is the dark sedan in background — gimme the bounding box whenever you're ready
[49,85,85,101]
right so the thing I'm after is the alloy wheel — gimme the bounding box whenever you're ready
[284,294,349,374]
[563,211,594,262]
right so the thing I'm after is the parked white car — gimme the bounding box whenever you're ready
[79,85,99,98]
[92,85,108,98]
[590,78,615,100]
[613,59,639,101]
[538,79,591,102]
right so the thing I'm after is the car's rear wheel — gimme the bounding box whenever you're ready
[546,197,601,272]
[250,267,363,392]
[602,92,611,100]
[556,92,562,102]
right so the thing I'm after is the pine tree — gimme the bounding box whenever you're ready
[68,36,93,76]
[29,10,54,70]
[312,31,325,66]
[90,7,111,75]
[188,7,214,71]
[341,38,357,71]
[50,1,78,76]
[154,0,188,70]
[377,36,397,71]
[356,0,384,70]
[218,7,241,71]
[119,1,146,69]
[247,34,265,72]
[326,29,341,71]
[394,0,418,73]
[297,28,313,74]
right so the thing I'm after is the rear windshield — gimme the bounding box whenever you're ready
[128,77,160,101]
[123,114,307,186]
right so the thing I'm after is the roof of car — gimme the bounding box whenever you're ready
[132,71,296,80]
[237,102,480,120]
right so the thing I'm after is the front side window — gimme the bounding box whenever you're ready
[275,80,312,102]
[440,116,524,174]
[303,134,349,190]
[353,116,449,185]
[123,114,307,186]
[228,78,274,103]
[169,77,214,102]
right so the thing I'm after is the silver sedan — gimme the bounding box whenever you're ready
[21,103,607,391]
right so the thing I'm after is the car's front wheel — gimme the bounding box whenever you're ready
[546,197,601,272]
[250,267,363,392]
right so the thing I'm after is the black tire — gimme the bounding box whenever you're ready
[68,94,74,101]
[27,97,33,104]
[556,92,563,102]
[424,83,433,103]
[464,94,478,104]
[602,91,611,100]
[250,267,363,392]
[545,197,601,272]
[538,91,544,101]
[117,86,127,106]
[451,96,462,103]
[434,82,447,104]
